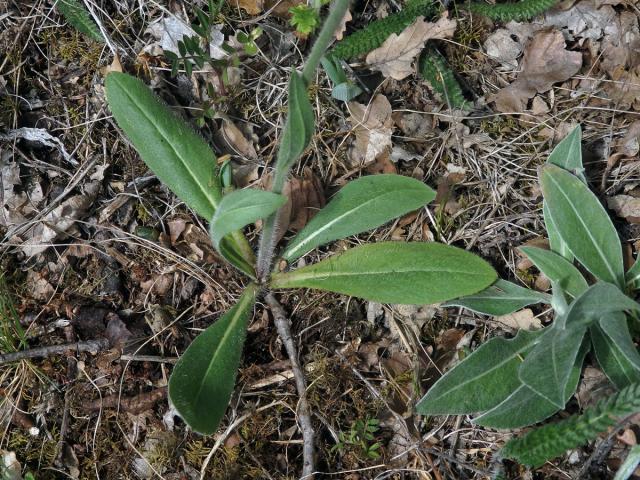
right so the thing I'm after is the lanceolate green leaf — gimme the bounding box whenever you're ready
[544,203,573,261]
[540,164,624,287]
[443,279,549,316]
[210,189,286,249]
[476,341,588,429]
[626,256,640,290]
[544,125,584,261]
[56,0,104,42]
[519,246,588,299]
[546,125,585,181]
[591,314,640,389]
[276,72,315,171]
[518,325,586,408]
[564,282,640,329]
[416,329,544,415]
[105,72,254,273]
[168,285,257,435]
[282,175,436,262]
[271,242,497,304]
[106,72,222,220]
[599,314,640,371]
[476,340,588,428]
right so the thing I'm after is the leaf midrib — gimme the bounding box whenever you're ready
[285,187,424,260]
[545,171,619,285]
[278,266,490,284]
[423,336,541,408]
[113,76,217,212]
[192,289,254,408]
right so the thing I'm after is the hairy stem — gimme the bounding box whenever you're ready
[256,0,351,280]
[264,293,315,479]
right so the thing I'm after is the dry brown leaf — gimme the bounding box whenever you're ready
[484,21,537,68]
[608,195,640,223]
[21,194,93,256]
[365,14,457,80]
[262,168,325,239]
[221,120,258,160]
[492,29,582,112]
[495,309,542,331]
[335,10,352,41]
[616,121,640,157]
[606,66,640,110]
[544,0,615,42]
[231,0,263,15]
[348,94,393,166]
[599,11,640,75]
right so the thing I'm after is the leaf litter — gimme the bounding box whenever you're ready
[3,0,640,477]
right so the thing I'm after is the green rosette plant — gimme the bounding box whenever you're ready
[416,126,640,475]
[105,0,497,474]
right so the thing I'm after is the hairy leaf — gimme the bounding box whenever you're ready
[626,255,640,290]
[271,242,496,304]
[106,72,222,220]
[519,246,588,299]
[443,279,549,316]
[276,72,315,171]
[518,325,586,408]
[210,189,285,249]
[416,329,544,415]
[591,314,640,389]
[282,175,435,261]
[564,282,640,329]
[546,125,585,180]
[476,341,588,428]
[544,203,573,261]
[501,382,640,467]
[168,285,257,434]
[56,0,104,42]
[540,164,624,287]
[544,125,584,261]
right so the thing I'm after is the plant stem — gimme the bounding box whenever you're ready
[302,0,350,85]
[256,0,350,280]
[264,293,315,479]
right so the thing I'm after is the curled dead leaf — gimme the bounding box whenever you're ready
[348,94,393,166]
[365,14,457,80]
[492,29,582,112]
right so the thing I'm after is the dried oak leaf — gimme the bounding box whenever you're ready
[608,195,640,223]
[365,14,457,80]
[348,94,393,166]
[221,120,258,160]
[261,168,325,239]
[492,29,582,112]
[335,9,352,41]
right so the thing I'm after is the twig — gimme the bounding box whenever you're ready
[84,387,167,414]
[264,293,315,480]
[0,338,109,365]
[573,414,636,480]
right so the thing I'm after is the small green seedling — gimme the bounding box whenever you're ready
[162,0,262,126]
[416,126,640,474]
[105,0,496,461]
[331,418,382,460]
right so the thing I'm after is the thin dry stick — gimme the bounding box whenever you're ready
[0,338,109,365]
[264,293,315,480]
